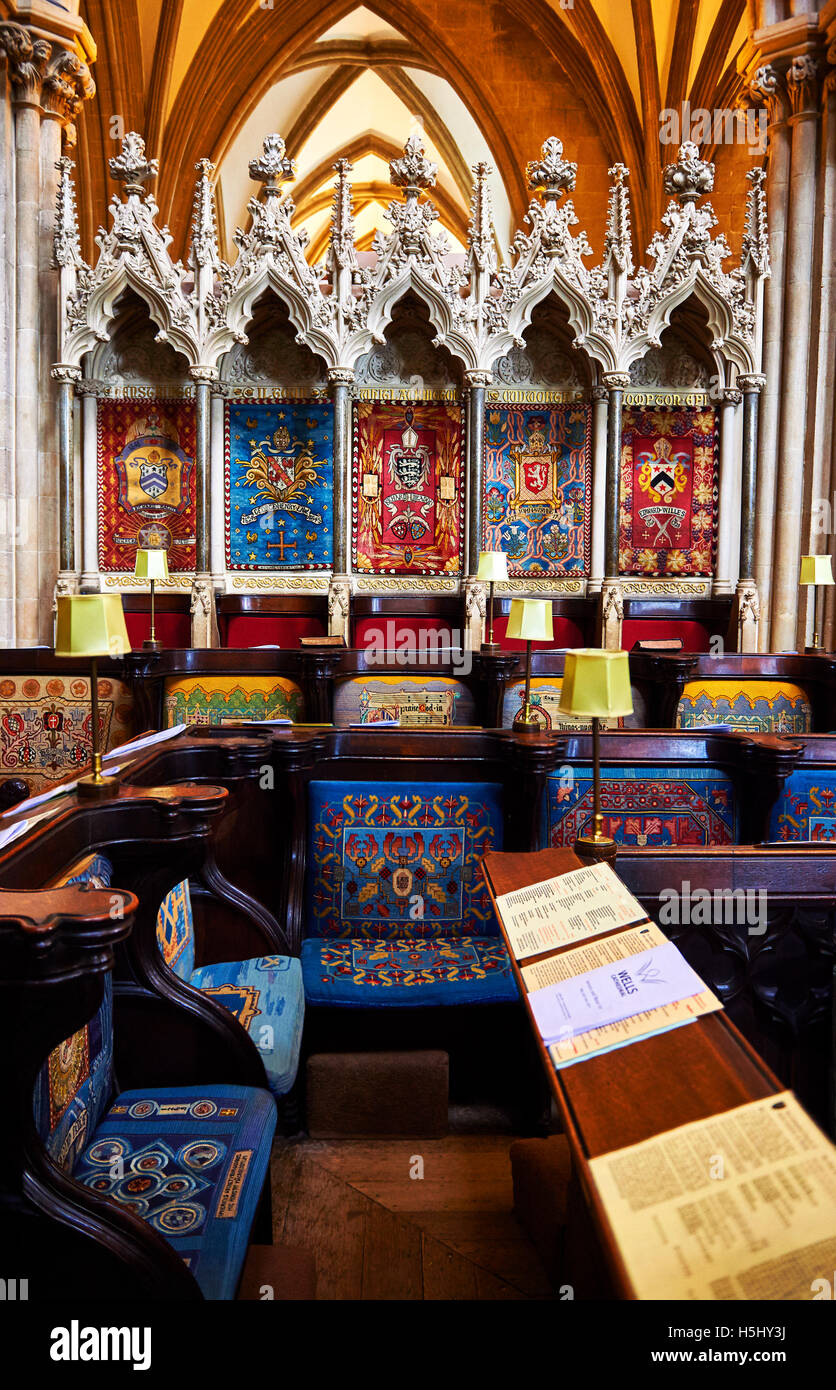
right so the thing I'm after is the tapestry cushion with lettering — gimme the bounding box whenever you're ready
[352,399,464,574]
[676,680,812,734]
[189,956,305,1094]
[32,854,116,1171]
[482,401,591,577]
[619,404,718,576]
[156,881,303,1098]
[501,679,645,730]
[768,770,836,843]
[74,1084,276,1300]
[163,675,303,726]
[0,675,134,796]
[542,764,737,848]
[333,675,475,727]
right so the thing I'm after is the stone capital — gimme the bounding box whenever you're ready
[602,372,631,391]
[787,53,820,119]
[464,369,492,388]
[0,21,94,128]
[591,385,609,403]
[722,388,743,406]
[738,373,766,393]
[327,366,354,386]
[50,363,82,384]
[189,365,218,385]
[746,64,791,126]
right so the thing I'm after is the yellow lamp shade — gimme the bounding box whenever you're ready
[800,555,834,587]
[506,598,553,643]
[135,547,170,581]
[55,594,132,658]
[477,551,508,583]
[559,649,633,718]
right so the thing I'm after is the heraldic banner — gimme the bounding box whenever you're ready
[226,400,333,569]
[353,399,464,574]
[98,398,196,571]
[482,402,590,576]
[619,403,718,576]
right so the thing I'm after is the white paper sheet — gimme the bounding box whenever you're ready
[496,861,648,961]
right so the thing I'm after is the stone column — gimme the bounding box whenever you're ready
[0,19,95,645]
[714,388,742,598]
[600,372,629,649]
[464,369,490,574]
[78,383,98,590]
[750,67,791,649]
[589,385,608,594]
[190,367,219,647]
[51,363,79,596]
[736,375,766,652]
[328,367,352,575]
[209,385,225,578]
[0,51,14,645]
[817,50,836,647]
[770,55,821,652]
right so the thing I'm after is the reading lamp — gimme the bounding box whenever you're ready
[476,550,508,653]
[558,649,633,863]
[799,554,834,652]
[134,546,169,651]
[508,598,553,729]
[54,595,132,799]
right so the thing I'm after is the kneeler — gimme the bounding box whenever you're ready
[300,780,519,1009]
[18,854,279,1300]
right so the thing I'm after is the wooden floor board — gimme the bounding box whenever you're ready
[271,1134,554,1300]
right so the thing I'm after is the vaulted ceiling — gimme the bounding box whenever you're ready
[76,0,757,266]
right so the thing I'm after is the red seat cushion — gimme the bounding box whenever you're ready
[494,613,584,652]
[125,612,191,649]
[621,619,713,653]
[223,614,326,648]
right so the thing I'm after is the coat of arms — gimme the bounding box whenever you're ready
[509,415,559,517]
[634,436,691,546]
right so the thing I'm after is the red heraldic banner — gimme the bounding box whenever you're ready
[98,398,197,571]
[353,399,464,573]
[619,404,718,576]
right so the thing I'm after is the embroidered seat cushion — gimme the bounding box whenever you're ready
[333,675,475,727]
[74,1084,276,1300]
[189,956,305,1093]
[156,881,303,1098]
[0,675,134,795]
[542,764,737,848]
[32,854,117,1170]
[300,936,518,1007]
[163,675,303,726]
[676,680,812,734]
[302,780,512,1007]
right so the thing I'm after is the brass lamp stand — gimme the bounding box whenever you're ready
[54,595,132,799]
[508,598,554,729]
[558,648,633,863]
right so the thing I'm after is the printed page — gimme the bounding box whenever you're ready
[589,1092,836,1300]
[527,941,709,1045]
[495,861,648,961]
[521,920,667,992]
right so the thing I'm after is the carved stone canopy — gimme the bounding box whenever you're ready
[54,129,769,386]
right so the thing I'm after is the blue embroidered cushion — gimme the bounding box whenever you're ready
[306,780,504,940]
[768,769,836,842]
[74,1084,276,1300]
[156,879,195,982]
[189,956,305,1095]
[541,764,737,848]
[300,936,518,1007]
[32,854,116,1170]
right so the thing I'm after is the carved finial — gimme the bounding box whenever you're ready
[189,157,220,270]
[526,136,577,201]
[741,166,770,279]
[53,155,83,268]
[663,141,714,203]
[604,163,632,271]
[109,132,158,198]
[467,160,497,273]
[328,158,358,279]
[249,133,295,195]
[389,134,437,194]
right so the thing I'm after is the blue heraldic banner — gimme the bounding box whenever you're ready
[226,400,334,569]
